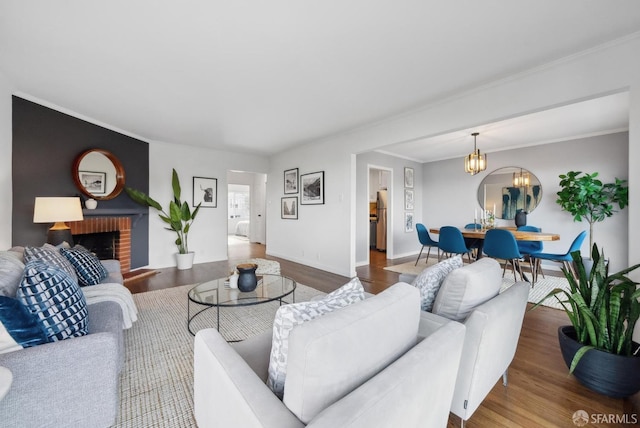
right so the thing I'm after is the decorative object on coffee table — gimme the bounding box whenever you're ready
[237,263,258,292]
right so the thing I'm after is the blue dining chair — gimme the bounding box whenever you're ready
[532,230,588,282]
[482,229,525,282]
[414,223,440,265]
[464,223,482,258]
[438,226,473,263]
[517,225,543,284]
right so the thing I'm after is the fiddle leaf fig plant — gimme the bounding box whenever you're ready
[125,168,201,254]
[556,171,628,250]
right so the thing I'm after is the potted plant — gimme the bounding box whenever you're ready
[534,244,640,398]
[556,171,628,251]
[125,168,201,270]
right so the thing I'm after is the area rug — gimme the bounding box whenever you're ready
[385,258,569,310]
[383,257,442,275]
[115,282,325,428]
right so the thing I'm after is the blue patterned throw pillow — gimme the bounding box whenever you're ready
[60,246,108,286]
[0,296,48,354]
[24,244,78,283]
[17,261,88,342]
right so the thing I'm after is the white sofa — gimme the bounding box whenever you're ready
[194,282,466,428]
[400,257,530,426]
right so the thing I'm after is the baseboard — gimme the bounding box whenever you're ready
[265,251,354,278]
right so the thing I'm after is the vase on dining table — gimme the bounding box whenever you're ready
[515,210,527,227]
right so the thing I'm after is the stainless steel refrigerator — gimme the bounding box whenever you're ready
[376,190,387,251]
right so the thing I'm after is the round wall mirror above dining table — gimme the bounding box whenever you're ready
[476,166,542,220]
[72,148,126,200]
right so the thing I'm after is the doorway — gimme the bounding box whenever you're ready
[227,170,267,258]
[368,166,392,262]
[227,184,251,247]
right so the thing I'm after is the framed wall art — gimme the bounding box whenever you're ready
[79,171,106,195]
[281,196,298,219]
[300,171,325,205]
[404,212,414,233]
[284,168,299,194]
[193,176,217,208]
[404,188,414,210]
[404,167,414,188]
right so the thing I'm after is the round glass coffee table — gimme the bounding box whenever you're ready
[187,274,296,339]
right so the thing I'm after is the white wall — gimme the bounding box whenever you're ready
[0,73,12,249]
[423,133,629,272]
[355,152,423,265]
[267,34,640,282]
[148,142,268,268]
[266,143,353,277]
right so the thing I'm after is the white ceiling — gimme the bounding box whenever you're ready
[376,91,630,163]
[1,1,639,160]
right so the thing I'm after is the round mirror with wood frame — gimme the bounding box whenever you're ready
[72,149,126,200]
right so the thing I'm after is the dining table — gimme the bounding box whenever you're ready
[429,226,560,282]
[429,227,560,245]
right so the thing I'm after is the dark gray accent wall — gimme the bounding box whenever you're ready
[12,96,150,268]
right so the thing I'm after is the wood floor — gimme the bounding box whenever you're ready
[124,242,639,427]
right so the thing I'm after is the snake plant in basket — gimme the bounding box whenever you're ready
[126,169,201,268]
[533,244,640,397]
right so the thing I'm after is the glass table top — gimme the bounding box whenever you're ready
[188,274,296,307]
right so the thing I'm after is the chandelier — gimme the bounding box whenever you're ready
[464,132,487,175]
[513,168,530,187]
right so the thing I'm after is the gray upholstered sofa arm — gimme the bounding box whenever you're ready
[417,309,451,337]
[100,259,124,284]
[0,301,123,428]
[450,281,529,420]
[194,328,305,428]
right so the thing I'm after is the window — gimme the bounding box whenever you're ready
[228,184,250,219]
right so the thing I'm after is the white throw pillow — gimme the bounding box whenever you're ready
[431,257,502,321]
[266,277,365,398]
[411,255,463,312]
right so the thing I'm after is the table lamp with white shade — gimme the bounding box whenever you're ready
[33,197,84,245]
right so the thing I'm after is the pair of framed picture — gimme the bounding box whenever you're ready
[282,168,325,219]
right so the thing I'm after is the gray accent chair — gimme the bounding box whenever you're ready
[400,258,530,427]
[194,282,466,428]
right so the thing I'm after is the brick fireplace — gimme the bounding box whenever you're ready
[68,217,131,273]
